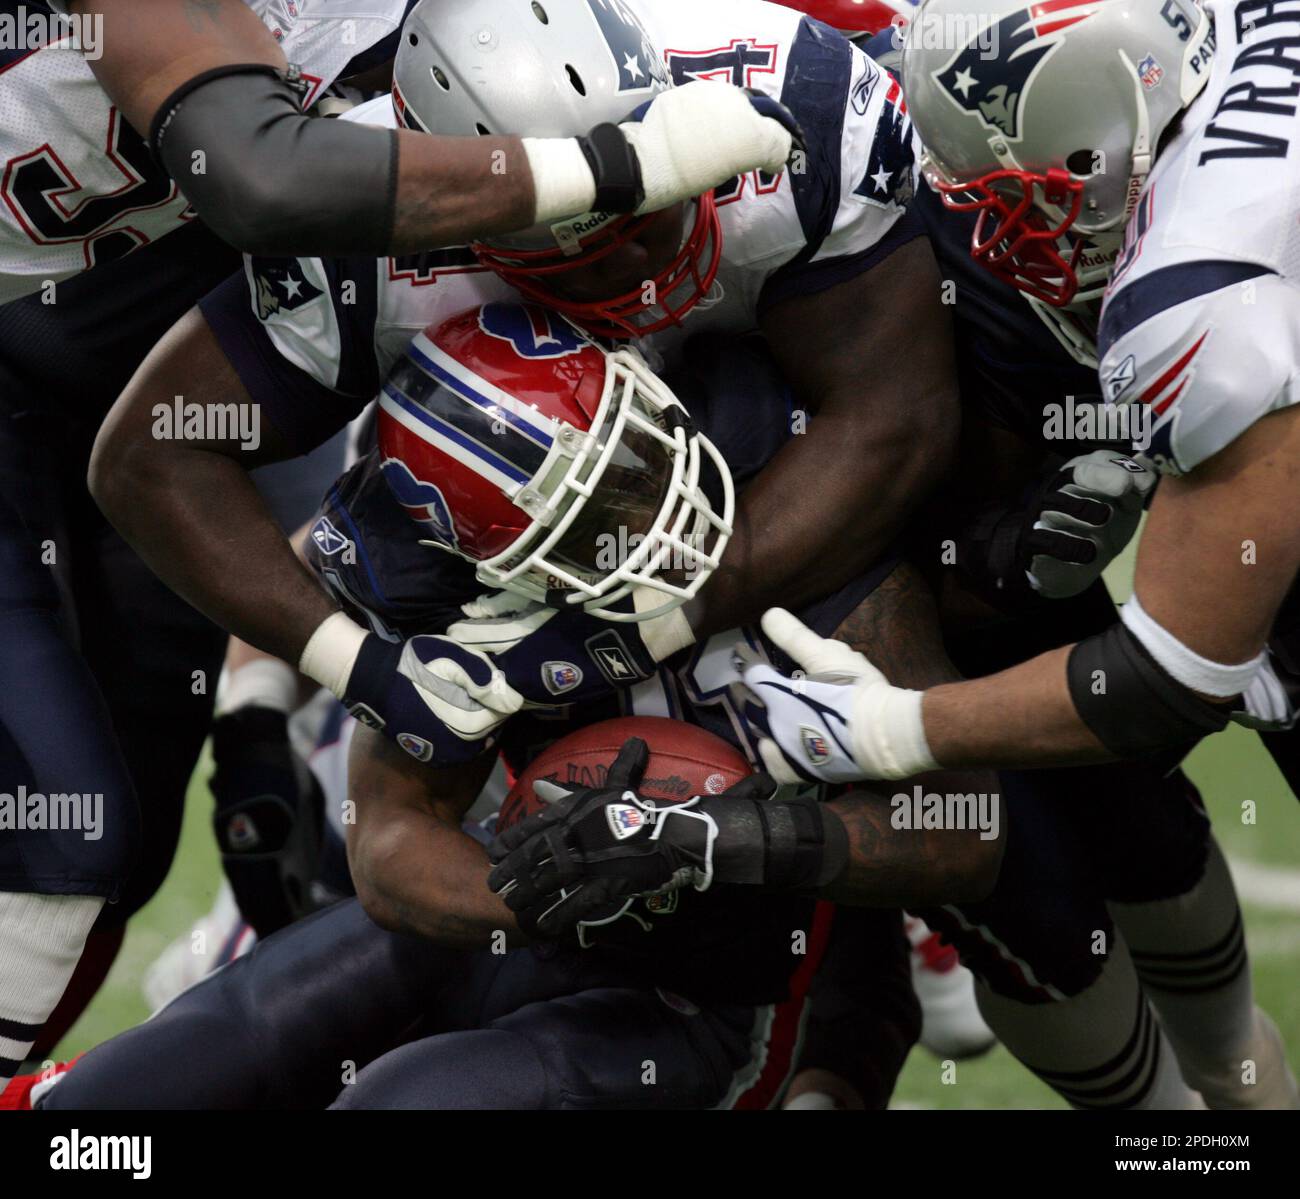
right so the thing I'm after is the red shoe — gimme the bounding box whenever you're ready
[0,1057,79,1110]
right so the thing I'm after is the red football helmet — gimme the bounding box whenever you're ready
[377,303,734,621]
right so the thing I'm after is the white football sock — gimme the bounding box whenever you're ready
[1110,838,1299,1109]
[0,891,103,1076]
[975,942,1204,1110]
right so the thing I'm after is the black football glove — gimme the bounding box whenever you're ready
[486,737,845,939]
[210,706,325,937]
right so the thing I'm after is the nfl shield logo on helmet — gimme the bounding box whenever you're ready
[1137,54,1164,89]
[801,726,832,767]
[605,802,645,840]
[542,661,584,697]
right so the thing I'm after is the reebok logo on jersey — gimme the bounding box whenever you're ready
[586,631,648,686]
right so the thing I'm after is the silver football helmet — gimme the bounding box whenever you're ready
[393,0,722,340]
[901,0,1214,320]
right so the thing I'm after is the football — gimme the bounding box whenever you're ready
[497,717,753,831]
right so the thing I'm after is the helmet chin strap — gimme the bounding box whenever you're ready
[1116,50,1153,221]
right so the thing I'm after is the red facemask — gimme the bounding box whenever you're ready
[933,167,1086,306]
[473,192,723,342]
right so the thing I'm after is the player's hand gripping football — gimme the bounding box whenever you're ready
[487,737,772,939]
[300,613,524,764]
[733,608,938,784]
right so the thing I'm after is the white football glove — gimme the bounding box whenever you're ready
[1231,652,1299,732]
[732,608,938,784]
[621,82,797,215]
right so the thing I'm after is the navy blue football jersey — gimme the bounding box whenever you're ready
[303,332,898,1003]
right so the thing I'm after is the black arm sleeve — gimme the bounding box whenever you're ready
[152,65,399,257]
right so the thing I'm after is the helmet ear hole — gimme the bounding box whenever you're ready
[1066,149,1098,176]
[408,32,419,47]
[531,1,548,24]
[475,122,491,136]
[430,65,450,91]
[566,64,587,96]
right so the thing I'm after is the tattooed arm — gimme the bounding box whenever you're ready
[823,562,1005,906]
[346,725,523,947]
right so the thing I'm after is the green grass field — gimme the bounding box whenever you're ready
[50,547,1300,1108]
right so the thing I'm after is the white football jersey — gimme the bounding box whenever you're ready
[1097,0,1300,476]
[230,0,918,430]
[0,0,410,304]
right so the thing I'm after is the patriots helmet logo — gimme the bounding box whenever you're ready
[586,0,669,91]
[934,2,1098,140]
[254,259,324,320]
[478,303,590,360]
[379,458,459,549]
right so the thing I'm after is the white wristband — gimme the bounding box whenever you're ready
[299,612,369,700]
[850,683,938,781]
[633,587,697,662]
[217,657,298,717]
[522,137,597,225]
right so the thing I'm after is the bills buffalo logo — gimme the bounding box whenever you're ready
[478,303,589,359]
[934,1,1099,140]
[254,259,324,320]
[379,458,459,549]
[587,0,669,91]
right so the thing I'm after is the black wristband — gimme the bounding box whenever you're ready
[577,123,644,214]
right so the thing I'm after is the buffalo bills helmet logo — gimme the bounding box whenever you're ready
[478,303,590,359]
[380,458,459,549]
[586,0,668,91]
[934,2,1097,140]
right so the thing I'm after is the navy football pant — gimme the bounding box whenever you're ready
[41,898,762,1110]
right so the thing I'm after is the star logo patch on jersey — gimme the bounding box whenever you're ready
[934,2,1098,140]
[855,77,914,208]
[253,259,324,321]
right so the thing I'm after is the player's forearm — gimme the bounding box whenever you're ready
[92,438,337,665]
[922,647,1112,769]
[691,407,939,635]
[824,767,1003,906]
[388,134,536,254]
[350,812,522,948]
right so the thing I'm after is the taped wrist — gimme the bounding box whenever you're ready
[1068,621,1232,758]
[152,65,398,256]
[577,123,644,213]
[702,795,847,890]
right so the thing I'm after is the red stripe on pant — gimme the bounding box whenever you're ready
[732,900,837,1110]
